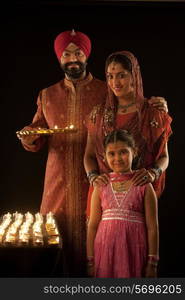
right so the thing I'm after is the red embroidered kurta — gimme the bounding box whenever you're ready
[21,73,106,276]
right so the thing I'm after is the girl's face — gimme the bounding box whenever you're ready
[106,62,133,99]
[105,141,134,173]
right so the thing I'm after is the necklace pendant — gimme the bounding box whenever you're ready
[112,181,127,192]
[118,101,135,113]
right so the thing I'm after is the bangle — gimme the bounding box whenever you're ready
[148,254,159,260]
[150,166,162,181]
[147,260,158,267]
[87,170,99,179]
[87,170,99,184]
[148,254,159,266]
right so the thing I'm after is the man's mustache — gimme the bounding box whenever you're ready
[65,62,83,68]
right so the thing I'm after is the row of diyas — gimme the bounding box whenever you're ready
[16,124,77,137]
[0,211,60,246]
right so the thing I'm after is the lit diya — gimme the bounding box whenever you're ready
[16,124,77,138]
[45,212,60,245]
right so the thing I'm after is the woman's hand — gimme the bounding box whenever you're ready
[132,168,155,186]
[92,173,110,187]
[148,96,168,113]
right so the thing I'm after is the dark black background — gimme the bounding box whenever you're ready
[0,0,185,277]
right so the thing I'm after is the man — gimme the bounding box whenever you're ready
[17,30,168,277]
[17,30,106,277]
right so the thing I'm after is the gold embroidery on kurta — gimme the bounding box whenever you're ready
[64,74,93,255]
[41,89,47,120]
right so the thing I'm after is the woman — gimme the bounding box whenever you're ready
[84,51,172,217]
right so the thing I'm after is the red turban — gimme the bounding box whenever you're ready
[54,30,91,60]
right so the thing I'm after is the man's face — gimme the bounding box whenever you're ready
[60,43,87,79]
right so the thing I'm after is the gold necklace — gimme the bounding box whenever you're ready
[117,101,135,113]
[111,180,132,192]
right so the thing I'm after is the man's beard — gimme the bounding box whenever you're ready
[60,61,87,79]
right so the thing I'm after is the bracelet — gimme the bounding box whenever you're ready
[148,254,159,266]
[148,254,159,260]
[87,170,99,179]
[87,170,99,185]
[147,260,158,267]
[150,166,162,181]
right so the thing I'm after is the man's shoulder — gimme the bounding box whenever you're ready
[90,77,106,87]
[91,77,105,84]
[42,79,64,92]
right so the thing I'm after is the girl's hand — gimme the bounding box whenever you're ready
[145,262,158,278]
[87,265,95,277]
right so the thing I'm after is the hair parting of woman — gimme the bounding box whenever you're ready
[105,53,132,73]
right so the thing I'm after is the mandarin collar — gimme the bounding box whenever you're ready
[64,72,93,89]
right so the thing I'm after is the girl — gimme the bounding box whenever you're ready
[86,129,159,278]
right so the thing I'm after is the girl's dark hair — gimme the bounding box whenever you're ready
[105,53,132,73]
[103,129,136,150]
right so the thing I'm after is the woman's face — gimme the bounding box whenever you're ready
[106,62,134,99]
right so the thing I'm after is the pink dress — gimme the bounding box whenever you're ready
[94,172,148,278]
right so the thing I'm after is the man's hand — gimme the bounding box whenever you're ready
[148,96,168,113]
[16,126,41,145]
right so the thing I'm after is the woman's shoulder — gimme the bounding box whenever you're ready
[141,99,172,125]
